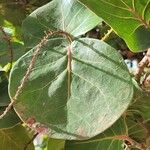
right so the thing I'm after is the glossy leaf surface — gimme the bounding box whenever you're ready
[22,0,101,48]
[78,0,150,52]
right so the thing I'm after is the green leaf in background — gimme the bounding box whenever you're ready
[0,41,24,66]
[22,0,101,48]
[65,118,126,150]
[0,3,27,27]
[9,38,133,140]
[128,79,150,122]
[0,124,34,150]
[0,69,21,129]
[126,116,148,143]
[0,107,20,129]
[47,139,65,150]
[0,70,10,106]
[78,0,150,52]
[0,24,25,66]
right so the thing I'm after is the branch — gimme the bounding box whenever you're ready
[134,48,150,83]
[142,73,150,89]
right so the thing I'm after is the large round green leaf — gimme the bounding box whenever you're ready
[9,38,133,140]
[22,0,101,48]
[78,0,150,52]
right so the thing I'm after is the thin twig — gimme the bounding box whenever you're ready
[142,73,150,89]
[0,30,73,119]
[67,45,72,99]
[134,48,150,83]
[0,26,13,68]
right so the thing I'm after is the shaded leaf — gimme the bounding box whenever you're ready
[0,26,25,66]
[0,107,20,129]
[0,70,21,129]
[126,116,148,143]
[47,139,65,150]
[0,124,34,150]
[0,41,25,66]
[9,38,133,140]
[0,70,10,106]
[0,68,21,128]
[128,79,150,122]
[78,0,150,52]
[1,3,26,27]
[22,0,101,48]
